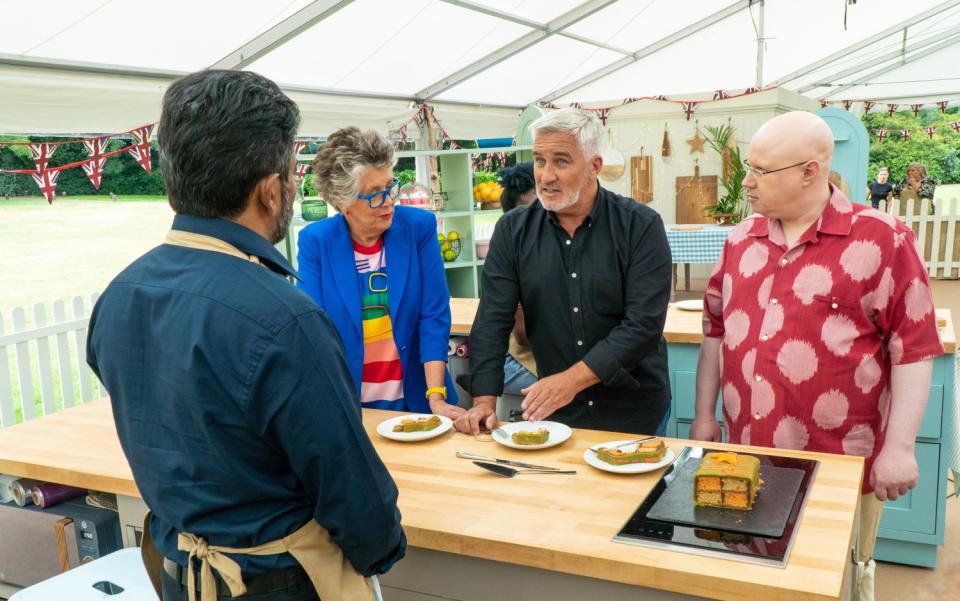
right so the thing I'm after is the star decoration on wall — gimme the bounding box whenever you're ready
[686,130,706,154]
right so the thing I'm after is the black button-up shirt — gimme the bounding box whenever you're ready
[87,215,405,576]
[469,186,672,434]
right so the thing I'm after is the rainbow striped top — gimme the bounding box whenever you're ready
[353,238,405,409]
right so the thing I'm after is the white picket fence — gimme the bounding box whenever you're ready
[879,185,960,279]
[0,295,101,427]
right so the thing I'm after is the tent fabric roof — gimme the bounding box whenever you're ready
[2,0,959,136]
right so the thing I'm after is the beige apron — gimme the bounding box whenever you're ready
[140,230,382,601]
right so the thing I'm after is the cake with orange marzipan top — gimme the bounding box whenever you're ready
[393,415,442,432]
[693,452,762,510]
[596,439,666,465]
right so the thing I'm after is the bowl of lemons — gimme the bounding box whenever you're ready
[437,230,461,262]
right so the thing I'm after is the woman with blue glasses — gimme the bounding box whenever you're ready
[297,127,463,418]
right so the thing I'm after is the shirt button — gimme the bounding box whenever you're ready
[754,412,761,420]
[573,306,579,313]
[577,340,583,346]
[587,400,594,406]
[761,334,769,341]
[571,272,577,278]
[831,303,838,309]
[779,259,787,266]
[754,375,762,382]
[770,298,779,305]
[565,239,572,245]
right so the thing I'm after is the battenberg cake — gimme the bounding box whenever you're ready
[392,415,442,432]
[693,452,761,510]
[595,439,666,465]
[511,428,550,445]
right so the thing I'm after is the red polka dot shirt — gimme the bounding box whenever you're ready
[702,186,943,493]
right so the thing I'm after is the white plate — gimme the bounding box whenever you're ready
[673,299,703,312]
[492,421,572,450]
[376,414,453,442]
[583,441,676,474]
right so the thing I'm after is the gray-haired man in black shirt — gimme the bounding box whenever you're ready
[454,108,672,436]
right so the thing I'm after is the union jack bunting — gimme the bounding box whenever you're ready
[743,87,759,95]
[680,101,698,121]
[951,121,960,133]
[842,100,854,111]
[29,143,57,172]
[652,95,668,101]
[569,102,583,109]
[621,97,639,105]
[713,90,729,100]
[596,107,611,125]
[294,141,307,156]
[900,129,911,141]
[938,101,949,113]
[863,101,875,113]
[910,104,922,117]
[127,126,153,172]
[295,163,308,178]
[886,104,898,116]
[925,126,937,139]
[820,100,830,108]
[32,168,60,204]
[82,136,111,189]
[875,129,887,142]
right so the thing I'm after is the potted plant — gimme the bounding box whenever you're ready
[699,123,747,225]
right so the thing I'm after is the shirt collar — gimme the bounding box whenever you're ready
[171,214,300,280]
[545,184,604,227]
[747,183,853,245]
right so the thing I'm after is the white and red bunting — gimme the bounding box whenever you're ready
[952,121,960,133]
[32,169,60,204]
[900,129,912,141]
[82,136,112,189]
[680,101,699,121]
[29,143,57,172]
[294,141,307,156]
[127,126,153,172]
[295,163,309,178]
[925,126,937,139]
[875,129,887,142]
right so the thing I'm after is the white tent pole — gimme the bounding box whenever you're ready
[538,0,751,104]
[819,32,960,99]
[416,0,618,100]
[207,0,355,70]
[754,0,765,89]
[799,23,960,94]
[439,0,632,56]
[771,0,960,86]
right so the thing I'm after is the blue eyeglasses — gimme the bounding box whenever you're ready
[356,178,401,208]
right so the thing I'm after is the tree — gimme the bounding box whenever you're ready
[862,108,960,184]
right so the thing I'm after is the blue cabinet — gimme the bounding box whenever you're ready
[667,340,956,567]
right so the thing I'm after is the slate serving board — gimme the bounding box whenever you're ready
[646,457,805,538]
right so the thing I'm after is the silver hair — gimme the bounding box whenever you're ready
[311,127,395,211]
[529,108,605,159]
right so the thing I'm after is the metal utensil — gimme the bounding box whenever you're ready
[456,450,564,471]
[472,461,576,477]
[586,435,658,454]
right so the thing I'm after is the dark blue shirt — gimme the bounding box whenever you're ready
[87,215,405,576]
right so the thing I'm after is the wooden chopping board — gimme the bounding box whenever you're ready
[676,165,718,224]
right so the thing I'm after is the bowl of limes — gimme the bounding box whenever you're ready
[437,230,461,262]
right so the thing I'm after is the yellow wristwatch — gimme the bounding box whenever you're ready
[425,386,447,400]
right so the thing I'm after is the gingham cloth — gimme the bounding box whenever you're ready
[664,224,732,264]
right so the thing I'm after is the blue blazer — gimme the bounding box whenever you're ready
[297,206,458,413]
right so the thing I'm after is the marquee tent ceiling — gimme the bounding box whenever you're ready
[1,0,958,136]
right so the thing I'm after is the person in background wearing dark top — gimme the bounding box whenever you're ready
[454,108,673,436]
[894,162,937,205]
[87,70,403,601]
[497,162,538,397]
[867,167,893,209]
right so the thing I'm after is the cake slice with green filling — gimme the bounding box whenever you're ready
[511,428,550,445]
[392,415,442,432]
[595,439,666,464]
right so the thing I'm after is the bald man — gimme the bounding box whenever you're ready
[691,111,942,600]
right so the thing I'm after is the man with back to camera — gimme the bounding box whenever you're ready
[87,70,403,601]
[455,108,673,437]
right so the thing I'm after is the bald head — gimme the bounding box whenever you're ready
[751,111,834,170]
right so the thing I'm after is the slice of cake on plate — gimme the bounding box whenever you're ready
[392,415,442,432]
[596,439,666,464]
[511,428,550,445]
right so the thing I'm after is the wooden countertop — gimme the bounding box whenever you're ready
[449,298,956,353]
[0,399,864,601]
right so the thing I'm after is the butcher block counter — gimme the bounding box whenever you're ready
[0,398,865,601]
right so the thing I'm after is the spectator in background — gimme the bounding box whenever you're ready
[894,162,937,207]
[497,162,538,398]
[866,167,893,210]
